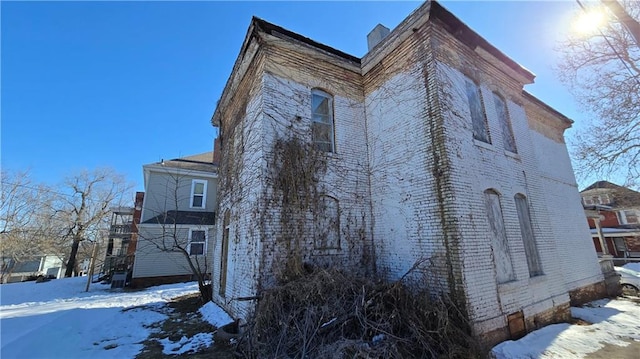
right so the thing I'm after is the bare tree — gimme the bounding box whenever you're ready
[1,168,132,280]
[0,170,60,281]
[54,168,132,277]
[557,0,640,186]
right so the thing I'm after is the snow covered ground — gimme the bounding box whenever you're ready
[0,276,231,359]
[493,262,640,358]
[1,270,638,359]
[492,298,640,358]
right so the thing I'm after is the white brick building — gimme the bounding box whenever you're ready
[210,0,604,344]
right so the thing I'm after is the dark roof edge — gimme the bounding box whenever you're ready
[430,1,535,83]
[252,17,361,64]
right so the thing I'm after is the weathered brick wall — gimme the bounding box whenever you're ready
[258,69,372,287]
[364,65,451,284]
[525,103,603,292]
[361,20,458,296]
[211,1,605,341]
[428,20,587,340]
[212,52,266,320]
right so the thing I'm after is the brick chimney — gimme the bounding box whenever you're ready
[367,24,390,51]
[212,137,221,165]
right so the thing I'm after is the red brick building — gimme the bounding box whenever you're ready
[582,181,640,258]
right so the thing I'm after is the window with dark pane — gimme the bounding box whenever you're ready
[189,229,206,255]
[465,79,490,143]
[311,89,335,152]
[494,93,517,153]
[191,180,206,208]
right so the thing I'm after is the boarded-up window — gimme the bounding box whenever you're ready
[515,194,543,277]
[315,195,340,249]
[465,78,490,143]
[484,189,515,283]
[311,89,335,152]
[493,93,517,153]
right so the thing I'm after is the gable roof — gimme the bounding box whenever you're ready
[581,181,640,208]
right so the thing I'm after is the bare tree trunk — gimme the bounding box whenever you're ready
[65,236,81,277]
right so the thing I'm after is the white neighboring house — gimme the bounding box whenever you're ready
[132,152,218,288]
[1,255,63,283]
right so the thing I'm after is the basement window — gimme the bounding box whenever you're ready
[311,89,335,152]
[465,78,490,144]
[188,229,206,256]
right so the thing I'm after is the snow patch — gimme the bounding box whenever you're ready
[199,301,233,327]
[492,298,640,358]
[158,333,214,355]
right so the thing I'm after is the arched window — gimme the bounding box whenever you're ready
[493,93,517,153]
[514,194,542,276]
[464,77,490,143]
[315,195,340,249]
[311,89,335,152]
[484,189,515,283]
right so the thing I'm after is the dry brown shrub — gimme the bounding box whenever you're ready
[235,264,487,359]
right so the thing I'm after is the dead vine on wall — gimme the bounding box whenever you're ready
[268,136,328,280]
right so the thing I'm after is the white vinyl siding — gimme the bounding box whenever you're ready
[133,225,213,279]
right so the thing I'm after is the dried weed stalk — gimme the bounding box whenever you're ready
[235,262,486,359]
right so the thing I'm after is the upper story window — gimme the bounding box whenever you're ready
[465,78,490,144]
[620,210,638,224]
[311,89,335,152]
[188,229,206,256]
[190,179,207,209]
[583,194,611,205]
[493,93,517,153]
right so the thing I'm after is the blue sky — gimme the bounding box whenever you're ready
[2,1,591,193]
